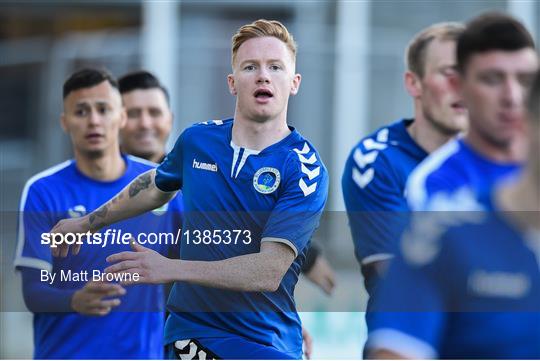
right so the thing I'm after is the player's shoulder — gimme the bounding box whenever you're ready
[125,154,158,172]
[278,133,328,198]
[184,117,233,136]
[23,160,74,192]
[344,120,409,189]
[351,119,411,167]
[283,133,326,174]
[20,160,74,208]
[407,139,470,209]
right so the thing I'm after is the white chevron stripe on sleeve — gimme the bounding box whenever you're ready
[298,153,317,164]
[299,178,317,196]
[363,138,387,151]
[377,128,389,143]
[301,164,320,180]
[353,148,378,169]
[352,167,375,188]
[293,142,310,154]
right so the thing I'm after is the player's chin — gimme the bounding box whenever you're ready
[80,145,107,158]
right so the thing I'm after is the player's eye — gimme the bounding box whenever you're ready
[441,67,457,77]
[243,65,256,71]
[479,73,503,86]
[75,108,88,117]
[127,109,141,118]
[97,105,109,115]
[269,64,282,71]
[519,73,535,89]
[149,108,163,117]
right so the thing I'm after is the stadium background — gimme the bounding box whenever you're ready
[0,0,538,358]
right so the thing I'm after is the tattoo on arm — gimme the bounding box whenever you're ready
[89,204,108,230]
[129,173,152,198]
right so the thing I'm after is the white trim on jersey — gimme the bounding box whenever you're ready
[261,237,299,258]
[229,141,260,178]
[126,154,158,167]
[361,253,394,265]
[14,160,72,272]
[366,328,438,359]
[406,140,460,211]
[235,148,259,178]
[230,141,241,178]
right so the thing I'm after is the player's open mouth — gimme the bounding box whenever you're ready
[254,88,274,100]
[85,133,104,140]
[451,101,466,111]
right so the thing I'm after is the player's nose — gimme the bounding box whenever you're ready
[139,112,153,129]
[501,78,523,108]
[256,68,271,84]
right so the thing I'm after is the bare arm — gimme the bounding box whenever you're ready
[51,169,176,257]
[105,239,296,292]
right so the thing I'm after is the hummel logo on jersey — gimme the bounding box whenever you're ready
[68,205,87,218]
[468,270,530,299]
[192,159,218,172]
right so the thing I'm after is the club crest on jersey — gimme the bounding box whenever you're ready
[253,167,280,194]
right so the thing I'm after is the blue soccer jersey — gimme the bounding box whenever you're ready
[407,138,521,211]
[342,119,428,267]
[15,155,183,359]
[366,201,540,358]
[154,118,328,358]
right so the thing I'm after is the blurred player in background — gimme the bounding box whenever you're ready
[118,69,335,297]
[407,12,537,211]
[50,19,328,359]
[342,23,466,307]
[365,69,540,359]
[14,68,182,358]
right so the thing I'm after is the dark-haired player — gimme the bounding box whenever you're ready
[407,12,538,211]
[366,69,540,360]
[15,68,182,358]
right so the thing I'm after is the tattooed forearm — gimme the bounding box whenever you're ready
[89,204,109,230]
[129,173,152,198]
[111,192,124,204]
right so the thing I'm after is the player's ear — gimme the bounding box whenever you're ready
[60,113,68,133]
[404,71,422,97]
[119,107,127,129]
[290,73,301,96]
[227,74,237,96]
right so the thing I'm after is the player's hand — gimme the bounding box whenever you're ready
[50,215,91,257]
[105,241,176,285]
[302,326,313,360]
[305,254,336,295]
[71,281,126,316]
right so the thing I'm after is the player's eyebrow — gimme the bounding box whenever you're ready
[239,58,285,66]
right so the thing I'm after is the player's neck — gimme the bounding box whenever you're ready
[232,115,291,151]
[74,148,126,181]
[496,167,540,230]
[149,151,166,164]
[408,114,454,153]
[465,129,525,164]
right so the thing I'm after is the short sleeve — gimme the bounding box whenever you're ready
[14,182,56,272]
[261,155,329,257]
[342,151,409,264]
[155,131,186,192]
